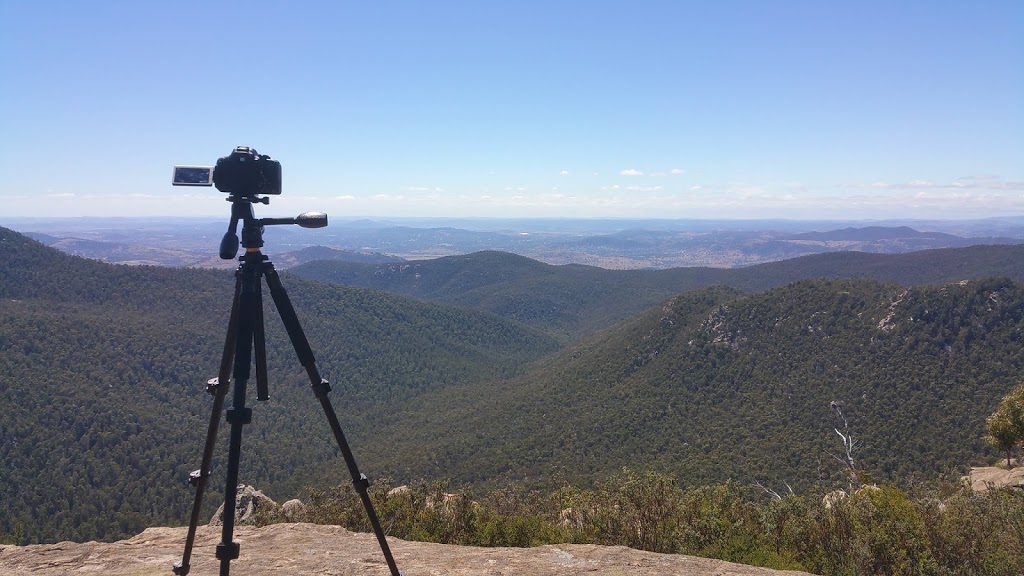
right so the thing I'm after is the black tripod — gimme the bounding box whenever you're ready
[174,196,402,576]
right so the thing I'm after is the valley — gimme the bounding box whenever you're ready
[1,223,1023,560]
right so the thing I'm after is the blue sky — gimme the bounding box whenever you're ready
[1,1,1021,220]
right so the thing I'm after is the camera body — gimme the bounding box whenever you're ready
[172,146,282,196]
[213,146,282,196]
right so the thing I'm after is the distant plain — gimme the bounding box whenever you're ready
[3,216,1023,269]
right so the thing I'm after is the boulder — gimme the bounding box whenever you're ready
[209,484,279,526]
[281,499,308,523]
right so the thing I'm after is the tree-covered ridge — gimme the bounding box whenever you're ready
[0,226,226,309]
[4,224,1024,547]
[290,250,688,339]
[357,278,1024,492]
[0,227,559,544]
[290,244,1024,339]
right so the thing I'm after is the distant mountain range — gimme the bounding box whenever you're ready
[6,218,1022,269]
[784,226,962,241]
[2,224,1022,545]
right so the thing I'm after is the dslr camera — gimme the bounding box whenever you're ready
[172,146,282,196]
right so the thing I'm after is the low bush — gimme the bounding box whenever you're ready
[301,470,1024,576]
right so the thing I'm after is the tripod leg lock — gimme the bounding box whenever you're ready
[216,541,240,561]
[225,407,252,425]
[312,378,332,399]
[353,473,371,494]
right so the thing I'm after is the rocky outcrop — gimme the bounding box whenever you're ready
[964,466,1024,492]
[0,523,816,576]
[208,484,279,527]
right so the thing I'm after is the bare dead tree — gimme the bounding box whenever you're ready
[829,401,862,491]
[755,481,782,501]
[754,480,795,501]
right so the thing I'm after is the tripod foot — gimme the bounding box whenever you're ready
[171,560,190,575]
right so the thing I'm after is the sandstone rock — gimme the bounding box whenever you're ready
[387,485,411,497]
[281,499,308,523]
[0,523,816,576]
[209,484,279,527]
[964,466,1024,491]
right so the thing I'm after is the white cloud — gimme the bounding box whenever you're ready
[336,195,355,200]
[651,167,684,176]
[620,169,644,176]
[559,170,569,176]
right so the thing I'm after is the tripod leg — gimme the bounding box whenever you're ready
[174,271,242,576]
[254,275,270,402]
[263,265,402,576]
[216,256,262,576]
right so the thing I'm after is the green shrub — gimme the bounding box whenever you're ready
[300,473,1024,576]
[918,487,1024,576]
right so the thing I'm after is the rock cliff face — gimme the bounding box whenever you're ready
[0,523,814,576]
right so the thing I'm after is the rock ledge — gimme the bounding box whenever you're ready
[0,522,814,575]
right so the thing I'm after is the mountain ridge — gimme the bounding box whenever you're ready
[357,277,1024,491]
[290,244,1024,338]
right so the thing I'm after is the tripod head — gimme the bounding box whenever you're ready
[220,195,328,259]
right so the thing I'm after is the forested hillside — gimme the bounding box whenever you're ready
[290,250,708,339]
[290,244,1024,338]
[4,225,1023,546]
[357,277,1024,491]
[0,227,559,543]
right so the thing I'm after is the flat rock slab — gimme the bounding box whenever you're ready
[966,466,1024,491]
[0,522,814,576]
